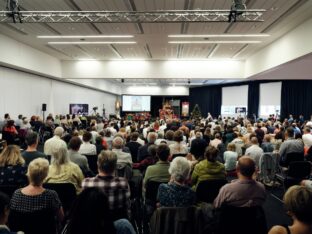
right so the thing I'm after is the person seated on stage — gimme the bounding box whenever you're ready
[158,157,195,207]
[268,185,312,234]
[22,132,47,166]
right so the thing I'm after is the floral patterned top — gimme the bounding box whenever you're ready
[158,182,196,207]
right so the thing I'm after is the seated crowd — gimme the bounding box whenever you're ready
[0,112,312,233]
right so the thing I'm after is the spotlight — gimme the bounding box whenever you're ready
[188,80,191,84]
[228,0,246,22]
[121,79,125,83]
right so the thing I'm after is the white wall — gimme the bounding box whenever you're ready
[62,60,245,79]
[122,85,189,96]
[0,34,62,78]
[0,66,117,119]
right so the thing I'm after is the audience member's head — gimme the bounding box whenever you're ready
[285,127,295,139]
[27,158,49,186]
[54,127,64,137]
[284,185,312,224]
[205,146,219,162]
[66,188,116,234]
[214,133,221,140]
[82,131,92,143]
[227,143,236,152]
[156,143,170,162]
[95,136,103,145]
[68,137,82,151]
[148,144,157,159]
[130,132,139,141]
[97,150,117,175]
[237,156,256,179]
[195,131,203,139]
[25,132,39,147]
[165,130,174,141]
[264,134,271,143]
[0,145,24,167]
[112,136,124,149]
[173,130,184,143]
[169,157,191,183]
[147,132,157,144]
[250,136,259,145]
[51,144,69,170]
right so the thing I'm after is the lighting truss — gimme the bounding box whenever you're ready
[0,10,266,23]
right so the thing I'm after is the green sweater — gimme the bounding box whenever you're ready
[191,160,226,189]
[143,161,170,187]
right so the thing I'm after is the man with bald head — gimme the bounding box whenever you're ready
[245,136,264,167]
[214,156,266,208]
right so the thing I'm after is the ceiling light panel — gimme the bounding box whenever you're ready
[37,35,134,38]
[168,34,270,38]
[168,41,262,44]
[47,41,137,45]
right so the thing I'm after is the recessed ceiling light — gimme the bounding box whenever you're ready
[37,35,134,39]
[48,41,137,45]
[168,41,261,44]
[168,34,270,38]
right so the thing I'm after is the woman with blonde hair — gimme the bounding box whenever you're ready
[9,158,64,234]
[269,185,312,234]
[0,145,27,186]
[45,145,84,193]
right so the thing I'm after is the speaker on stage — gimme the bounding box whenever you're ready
[42,103,47,111]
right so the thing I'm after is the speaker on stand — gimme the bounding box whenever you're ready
[42,103,47,121]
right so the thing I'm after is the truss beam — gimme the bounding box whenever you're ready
[0,10,266,23]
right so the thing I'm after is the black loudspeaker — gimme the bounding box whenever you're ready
[42,103,47,111]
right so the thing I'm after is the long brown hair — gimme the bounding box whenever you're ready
[0,145,25,167]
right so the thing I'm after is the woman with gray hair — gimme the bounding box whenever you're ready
[45,144,84,193]
[157,157,195,207]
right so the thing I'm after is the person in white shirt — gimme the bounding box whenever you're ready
[210,133,222,149]
[108,123,117,136]
[79,131,97,155]
[302,127,312,148]
[44,127,67,156]
[245,137,264,168]
[112,137,132,166]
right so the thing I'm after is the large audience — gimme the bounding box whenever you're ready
[0,112,312,234]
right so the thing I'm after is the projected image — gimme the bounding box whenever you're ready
[122,95,151,112]
[69,104,89,115]
[221,106,247,116]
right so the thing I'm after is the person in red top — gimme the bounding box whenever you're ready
[3,120,18,135]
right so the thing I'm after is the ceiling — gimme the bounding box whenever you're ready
[1,0,312,87]
[0,0,311,62]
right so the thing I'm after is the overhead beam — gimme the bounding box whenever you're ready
[0,10,266,23]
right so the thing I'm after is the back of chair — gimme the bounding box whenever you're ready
[287,161,311,179]
[43,183,77,213]
[84,154,98,174]
[284,152,304,167]
[196,179,228,203]
[215,205,267,234]
[145,181,165,203]
[150,206,204,234]
[9,208,57,234]
[0,185,20,198]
